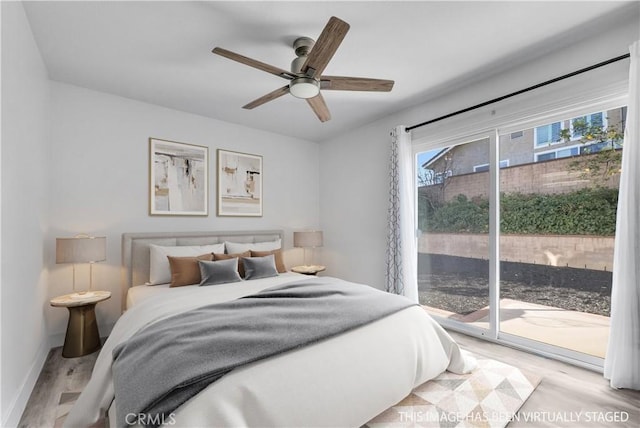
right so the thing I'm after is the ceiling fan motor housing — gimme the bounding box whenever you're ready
[291,37,315,74]
[293,37,315,56]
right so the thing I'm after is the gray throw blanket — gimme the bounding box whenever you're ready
[112,277,415,427]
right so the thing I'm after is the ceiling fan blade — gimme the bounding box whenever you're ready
[243,85,290,109]
[301,16,350,78]
[321,76,394,92]
[306,93,331,122]
[212,47,295,80]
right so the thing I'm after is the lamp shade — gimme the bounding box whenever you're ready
[56,236,106,264]
[293,231,323,248]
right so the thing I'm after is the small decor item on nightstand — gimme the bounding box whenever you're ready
[291,265,326,276]
[293,230,325,275]
[56,235,106,298]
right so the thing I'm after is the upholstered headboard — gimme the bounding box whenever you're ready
[121,230,284,310]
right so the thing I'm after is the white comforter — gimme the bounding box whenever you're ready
[65,274,475,427]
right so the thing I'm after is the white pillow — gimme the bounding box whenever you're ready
[149,243,225,285]
[224,239,281,254]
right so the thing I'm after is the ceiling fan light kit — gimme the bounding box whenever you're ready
[212,16,394,122]
[289,77,320,99]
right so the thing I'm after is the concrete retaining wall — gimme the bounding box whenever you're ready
[419,232,614,271]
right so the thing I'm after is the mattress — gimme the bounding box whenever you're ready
[66,274,475,427]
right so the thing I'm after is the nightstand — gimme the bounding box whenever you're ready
[291,265,326,275]
[50,291,111,358]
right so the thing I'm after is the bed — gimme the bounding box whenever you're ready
[64,230,475,427]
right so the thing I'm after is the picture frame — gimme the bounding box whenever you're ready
[217,149,263,217]
[149,138,208,216]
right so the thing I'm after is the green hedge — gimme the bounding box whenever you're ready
[419,188,618,236]
[420,194,489,233]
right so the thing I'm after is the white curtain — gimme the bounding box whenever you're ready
[604,41,640,390]
[385,126,419,302]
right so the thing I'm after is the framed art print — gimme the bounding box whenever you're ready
[149,138,208,216]
[217,149,263,216]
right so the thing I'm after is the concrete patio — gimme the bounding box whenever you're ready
[425,299,610,358]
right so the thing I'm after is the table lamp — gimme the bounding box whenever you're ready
[56,235,106,298]
[293,230,323,267]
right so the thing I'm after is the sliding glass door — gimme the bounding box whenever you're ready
[417,135,492,335]
[416,106,625,366]
[496,107,624,360]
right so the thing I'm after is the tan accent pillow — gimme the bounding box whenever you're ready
[251,249,286,273]
[213,251,251,278]
[167,253,213,287]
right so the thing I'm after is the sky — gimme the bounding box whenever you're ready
[417,149,440,170]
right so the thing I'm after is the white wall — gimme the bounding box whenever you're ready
[1,2,51,426]
[1,2,637,424]
[319,6,640,291]
[47,82,320,337]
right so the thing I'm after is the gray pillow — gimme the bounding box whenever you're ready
[198,258,242,286]
[243,254,279,280]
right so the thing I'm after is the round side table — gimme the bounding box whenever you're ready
[50,291,111,358]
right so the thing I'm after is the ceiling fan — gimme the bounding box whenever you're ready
[212,16,394,123]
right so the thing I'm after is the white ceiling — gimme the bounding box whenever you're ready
[23,1,635,142]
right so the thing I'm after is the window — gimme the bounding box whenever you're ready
[536,152,555,161]
[534,122,563,146]
[580,141,620,155]
[474,160,509,172]
[557,146,580,158]
[535,145,580,162]
[571,112,605,139]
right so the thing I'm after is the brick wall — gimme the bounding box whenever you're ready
[420,153,620,202]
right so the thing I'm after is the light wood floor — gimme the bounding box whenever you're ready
[19,331,640,427]
[18,347,98,427]
[448,331,640,428]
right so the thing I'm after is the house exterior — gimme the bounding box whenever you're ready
[422,107,627,183]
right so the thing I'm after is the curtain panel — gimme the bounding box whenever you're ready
[604,40,640,390]
[385,126,418,302]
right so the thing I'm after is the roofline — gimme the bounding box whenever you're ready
[421,147,452,169]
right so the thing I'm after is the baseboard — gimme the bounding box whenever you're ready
[1,337,50,428]
[2,321,115,427]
